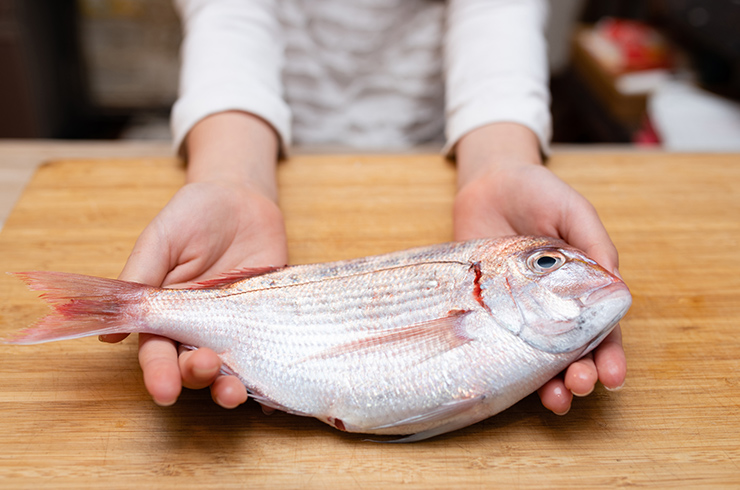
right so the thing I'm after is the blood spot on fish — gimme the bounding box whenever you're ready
[329,417,346,431]
[470,262,490,312]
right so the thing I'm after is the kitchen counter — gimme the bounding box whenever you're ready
[0,145,738,487]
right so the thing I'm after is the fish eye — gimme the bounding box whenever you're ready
[527,250,566,274]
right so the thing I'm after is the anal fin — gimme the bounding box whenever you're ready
[375,416,482,443]
[366,394,486,443]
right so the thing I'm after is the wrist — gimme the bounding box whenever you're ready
[455,122,543,189]
[184,111,280,201]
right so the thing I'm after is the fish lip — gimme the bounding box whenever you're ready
[579,281,632,355]
[582,281,631,306]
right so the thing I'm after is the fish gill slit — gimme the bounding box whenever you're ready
[470,262,491,313]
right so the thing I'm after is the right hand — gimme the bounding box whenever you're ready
[102,179,288,408]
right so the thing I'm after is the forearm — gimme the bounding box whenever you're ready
[444,0,550,156]
[172,0,290,157]
[184,111,280,201]
[455,122,543,189]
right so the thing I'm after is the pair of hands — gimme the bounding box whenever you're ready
[103,120,626,416]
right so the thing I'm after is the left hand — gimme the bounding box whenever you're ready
[453,123,626,415]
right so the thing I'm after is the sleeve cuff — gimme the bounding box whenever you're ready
[442,85,552,158]
[171,81,292,156]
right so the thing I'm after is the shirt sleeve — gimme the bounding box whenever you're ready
[171,0,291,154]
[443,0,551,156]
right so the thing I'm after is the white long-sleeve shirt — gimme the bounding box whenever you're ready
[172,0,551,155]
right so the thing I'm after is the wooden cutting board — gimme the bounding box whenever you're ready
[1,152,739,488]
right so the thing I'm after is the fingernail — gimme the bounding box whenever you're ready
[154,398,176,407]
[215,394,244,410]
[605,381,625,392]
[553,407,570,416]
[572,386,595,397]
[215,398,238,409]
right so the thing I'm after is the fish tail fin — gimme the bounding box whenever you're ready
[4,271,152,345]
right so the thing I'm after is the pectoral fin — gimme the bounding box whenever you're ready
[305,309,473,363]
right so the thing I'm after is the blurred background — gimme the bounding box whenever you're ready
[1,0,739,150]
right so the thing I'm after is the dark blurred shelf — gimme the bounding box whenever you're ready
[0,0,93,138]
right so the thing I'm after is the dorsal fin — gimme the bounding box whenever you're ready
[190,266,285,289]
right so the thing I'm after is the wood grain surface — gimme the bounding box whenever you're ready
[1,152,739,488]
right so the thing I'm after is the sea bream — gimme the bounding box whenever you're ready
[4,236,631,441]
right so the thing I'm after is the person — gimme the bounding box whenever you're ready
[102,0,626,417]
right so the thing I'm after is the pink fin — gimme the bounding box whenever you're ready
[4,271,151,345]
[190,266,284,289]
[306,310,472,363]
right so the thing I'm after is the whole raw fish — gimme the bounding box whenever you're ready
[4,236,631,441]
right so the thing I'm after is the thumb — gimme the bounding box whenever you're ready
[100,226,170,344]
[118,224,171,286]
[560,196,619,274]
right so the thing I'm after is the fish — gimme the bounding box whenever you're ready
[3,236,631,442]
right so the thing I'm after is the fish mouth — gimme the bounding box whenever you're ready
[582,280,631,306]
[580,281,632,355]
[509,277,632,356]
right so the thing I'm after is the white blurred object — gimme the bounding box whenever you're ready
[649,80,740,151]
[616,69,672,95]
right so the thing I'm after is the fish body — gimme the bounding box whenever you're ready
[6,236,631,441]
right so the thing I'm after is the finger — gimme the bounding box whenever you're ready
[210,375,248,409]
[537,377,573,416]
[118,223,170,286]
[560,196,619,273]
[593,326,626,390]
[179,347,221,390]
[105,228,170,343]
[564,354,598,397]
[138,333,182,406]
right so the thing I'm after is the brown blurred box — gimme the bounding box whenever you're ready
[570,27,648,129]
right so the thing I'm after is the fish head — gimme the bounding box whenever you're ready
[476,237,632,355]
